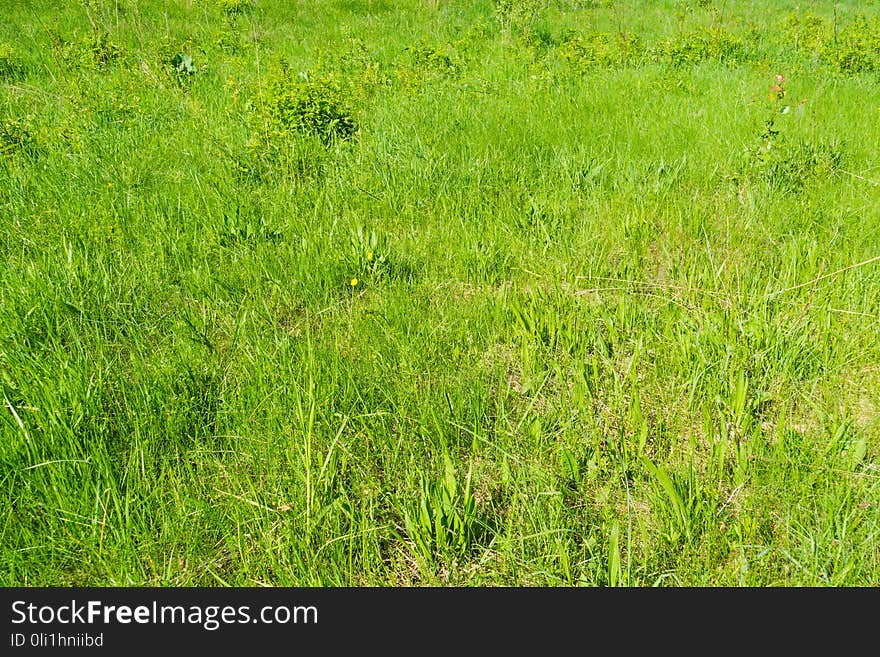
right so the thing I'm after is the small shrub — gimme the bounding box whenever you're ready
[156,38,201,86]
[821,16,880,74]
[657,28,745,66]
[560,32,645,69]
[404,43,458,75]
[783,11,829,55]
[784,12,880,73]
[46,29,122,69]
[88,31,121,67]
[261,65,358,144]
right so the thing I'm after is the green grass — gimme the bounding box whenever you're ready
[1,0,879,586]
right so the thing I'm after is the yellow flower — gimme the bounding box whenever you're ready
[350,277,358,287]
[366,251,374,261]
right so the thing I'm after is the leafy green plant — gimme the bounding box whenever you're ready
[217,0,255,16]
[821,16,880,73]
[45,29,122,69]
[262,65,358,145]
[169,53,195,76]
[784,12,880,73]
[560,32,645,69]
[88,31,121,67]
[642,457,718,545]
[783,11,829,55]
[0,118,37,159]
[0,44,26,80]
[657,28,744,65]
[239,63,358,180]
[336,37,393,97]
[404,43,458,76]
[403,453,481,566]
[218,206,282,247]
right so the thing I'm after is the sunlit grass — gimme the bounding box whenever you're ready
[1,0,878,586]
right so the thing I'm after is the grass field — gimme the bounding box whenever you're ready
[1,0,879,586]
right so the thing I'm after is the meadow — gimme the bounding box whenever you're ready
[1,0,879,586]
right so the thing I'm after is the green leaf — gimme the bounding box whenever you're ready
[850,435,868,468]
[171,53,195,75]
